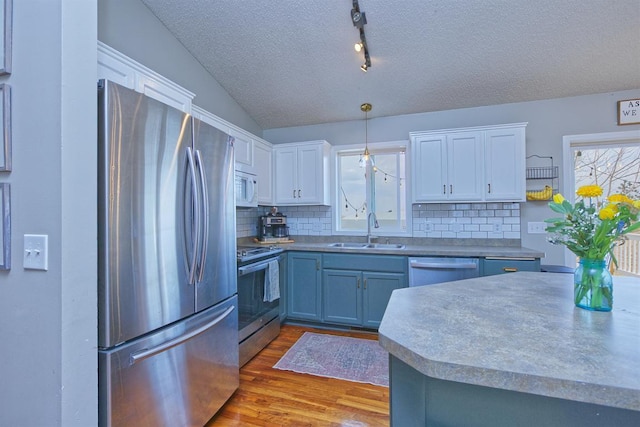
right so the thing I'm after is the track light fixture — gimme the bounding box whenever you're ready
[351,0,371,72]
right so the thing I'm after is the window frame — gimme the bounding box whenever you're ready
[332,140,411,237]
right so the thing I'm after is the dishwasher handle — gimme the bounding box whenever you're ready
[410,260,478,270]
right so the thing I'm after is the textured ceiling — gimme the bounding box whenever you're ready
[140,0,640,130]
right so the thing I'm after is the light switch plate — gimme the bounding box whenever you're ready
[24,234,48,270]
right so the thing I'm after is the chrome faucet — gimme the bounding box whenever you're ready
[367,212,379,244]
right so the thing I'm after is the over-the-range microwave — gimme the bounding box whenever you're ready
[235,170,258,208]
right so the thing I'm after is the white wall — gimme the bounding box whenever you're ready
[97,0,263,137]
[0,1,97,426]
[265,90,640,264]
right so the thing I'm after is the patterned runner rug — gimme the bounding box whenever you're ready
[273,332,389,387]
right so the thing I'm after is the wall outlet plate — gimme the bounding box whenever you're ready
[527,222,547,234]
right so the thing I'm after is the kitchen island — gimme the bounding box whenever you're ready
[379,272,640,427]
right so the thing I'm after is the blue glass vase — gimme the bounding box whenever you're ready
[574,258,613,312]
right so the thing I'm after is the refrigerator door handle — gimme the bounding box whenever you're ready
[184,147,200,285]
[194,149,208,283]
[129,305,235,365]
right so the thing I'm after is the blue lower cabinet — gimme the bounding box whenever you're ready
[362,272,405,329]
[287,252,408,328]
[323,269,362,326]
[389,356,638,427]
[287,252,322,321]
[322,254,407,329]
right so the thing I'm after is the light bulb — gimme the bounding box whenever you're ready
[354,42,362,52]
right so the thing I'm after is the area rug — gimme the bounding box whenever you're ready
[273,332,389,387]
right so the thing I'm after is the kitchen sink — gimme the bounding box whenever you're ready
[328,242,405,250]
[364,243,405,249]
[328,242,367,248]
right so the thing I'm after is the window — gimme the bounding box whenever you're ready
[336,143,408,235]
[563,131,640,273]
[571,141,640,275]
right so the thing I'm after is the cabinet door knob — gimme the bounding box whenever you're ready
[443,185,446,194]
[488,183,491,193]
[363,278,367,290]
[503,267,518,273]
[450,184,453,194]
[292,189,296,198]
[357,278,360,289]
[298,189,301,198]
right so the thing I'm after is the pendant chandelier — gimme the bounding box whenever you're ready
[359,103,374,168]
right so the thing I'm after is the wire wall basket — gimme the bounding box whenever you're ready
[526,166,559,180]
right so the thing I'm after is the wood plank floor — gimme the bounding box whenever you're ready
[206,324,390,426]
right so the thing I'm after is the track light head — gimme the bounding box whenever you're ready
[351,9,366,28]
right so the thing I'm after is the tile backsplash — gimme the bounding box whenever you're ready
[235,206,332,238]
[412,203,520,239]
[236,203,520,240]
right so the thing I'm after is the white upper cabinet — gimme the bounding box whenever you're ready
[446,131,485,201]
[228,129,274,205]
[411,123,526,203]
[191,105,230,134]
[253,139,273,205]
[274,140,330,205]
[97,42,194,113]
[484,125,526,201]
[411,131,483,202]
[228,130,253,170]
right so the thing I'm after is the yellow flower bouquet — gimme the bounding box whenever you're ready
[546,185,640,262]
[546,185,640,311]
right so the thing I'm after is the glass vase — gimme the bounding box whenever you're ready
[574,258,613,312]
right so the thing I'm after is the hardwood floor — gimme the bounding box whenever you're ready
[206,324,390,426]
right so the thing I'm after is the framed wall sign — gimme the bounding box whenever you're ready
[0,183,9,270]
[0,83,9,171]
[0,0,11,75]
[617,99,640,125]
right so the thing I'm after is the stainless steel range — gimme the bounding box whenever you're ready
[237,245,284,366]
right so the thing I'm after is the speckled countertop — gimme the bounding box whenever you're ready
[253,236,544,258]
[378,272,640,411]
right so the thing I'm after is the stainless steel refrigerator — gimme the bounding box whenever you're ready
[97,80,238,427]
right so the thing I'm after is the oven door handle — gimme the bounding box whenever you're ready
[238,256,282,276]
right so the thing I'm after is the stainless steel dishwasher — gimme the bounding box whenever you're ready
[408,257,480,287]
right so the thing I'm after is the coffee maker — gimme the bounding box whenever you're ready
[258,208,289,242]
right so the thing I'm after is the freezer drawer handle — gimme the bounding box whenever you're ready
[129,305,235,365]
[410,260,478,269]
